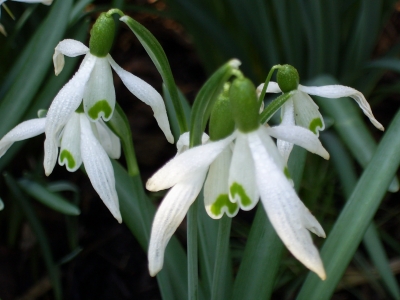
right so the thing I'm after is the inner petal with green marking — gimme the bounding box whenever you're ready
[309,117,323,134]
[59,150,76,170]
[230,182,252,207]
[88,100,113,120]
[210,194,239,217]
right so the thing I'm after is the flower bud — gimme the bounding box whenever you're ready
[89,13,115,57]
[229,77,259,133]
[209,84,235,141]
[277,64,299,93]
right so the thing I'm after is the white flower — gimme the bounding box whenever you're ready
[0,113,122,223]
[0,0,52,19]
[45,39,173,175]
[257,82,384,162]
[146,125,329,279]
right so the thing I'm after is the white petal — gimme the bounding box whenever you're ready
[277,99,295,163]
[95,120,121,159]
[292,91,325,136]
[58,113,82,172]
[247,131,326,280]
[148,170,207,276]
[176,132,209,155]
[44,53,96,176]
[0,118,45,158]
[256,81,282,96]
[266,125,330,160]
[204,146,238,219]
[80,115,121,223]
[108,55,174,144]
[228,132,259,211]
[146,132,236,192]
[299,84,384,131]
[83,57,116,122]
[53,39,89,76]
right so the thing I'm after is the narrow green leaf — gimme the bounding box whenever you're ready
[0,198,3,211]
[5,173,62,300]
[121,15,188,133]
[366,58,400,73]
[18,178,80,216]
[188,200,199,300]
[297,108,400,300]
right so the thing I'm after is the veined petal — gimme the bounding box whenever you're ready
[204,146,238,219]
[44,53,96,176]
[58,113,82,172]
[266,125,330,160]
[247,131,326,280]
[277,99,295,163]
[229,132,259,211]
[298,84,384,131]
[292,90,325,136]
[83,57,116,122]
[148,170,207,276]
[176,132,209,155]
[256,81,282,96]
[80,115,121,223]
[53,39,89,75]
[108,55,174,144]
[146,132,236,192]
[95,120,121,159]
[0,118,45,158]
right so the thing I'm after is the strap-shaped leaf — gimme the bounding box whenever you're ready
[120,15,188,134]
[18,178,80,216]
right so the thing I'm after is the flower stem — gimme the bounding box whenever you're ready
[211,215,232,300]
[187,200,199,300]
[259,91,293,124]
[106,8,125,17]
[257,65,281,108]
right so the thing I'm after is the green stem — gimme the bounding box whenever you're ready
[188,200,199,300]
[257,64,281,108]
[211,216,233,300]
[106,8,125,17]
[259,91,293,124]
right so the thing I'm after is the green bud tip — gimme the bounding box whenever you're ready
[89,13,116,57]
[277,64,300,93]
[229,77,259,133]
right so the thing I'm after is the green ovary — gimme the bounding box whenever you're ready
[88,100,112,120]
[60,150,76,170]
[210,194,238,216]
[309,117,323,134]
[230,182,252,207]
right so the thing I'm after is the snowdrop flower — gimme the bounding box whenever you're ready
[45,11,173,175]
[257,65,384,162]
[0,111,122,223]
[0,0,52,19]
[146,77,329,279]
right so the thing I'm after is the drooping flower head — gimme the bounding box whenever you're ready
[257,64,384,162]
[45,11,173,175]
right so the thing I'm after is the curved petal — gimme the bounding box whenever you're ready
[148,169,207,276]
[80,115,121,223]
[44,53,96,176]
[277,99,295,163]
[58,113,82,172]
[0,118,45,158]
[108,55,174,144]
[299,84,384,131]
[266,125,330,160]
[292,91,325,136]
[247,131,326,280]
[256,81,282,96]
[83,57,116,122]
[94,120,121,159]
[146,132,236,192]
[53,39,89,76]
[228,132,259,211]
[204,146,238,219]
